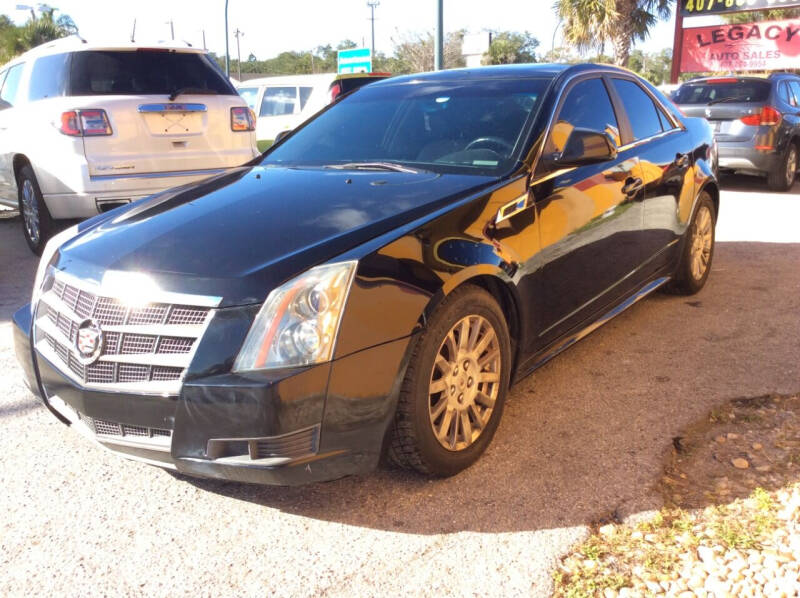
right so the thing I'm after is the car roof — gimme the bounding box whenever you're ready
[368,63,631,87]
[2,35,205,68]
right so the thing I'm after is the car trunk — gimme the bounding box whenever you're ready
[679,102,766,143]
[81,94,250,176]
[675,79,773,143]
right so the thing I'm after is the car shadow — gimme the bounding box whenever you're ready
[720,172,798,193]
[179,241,800,535]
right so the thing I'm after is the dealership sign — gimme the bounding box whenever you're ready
[680,18,800,72]
[681,0,800,17]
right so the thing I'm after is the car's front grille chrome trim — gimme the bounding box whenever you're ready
[33,270,220,396]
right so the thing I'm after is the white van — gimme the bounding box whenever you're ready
[0,36,259,253]
[236,74,335,152]
[238,72,390,151]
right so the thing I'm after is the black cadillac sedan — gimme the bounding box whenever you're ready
[13,63,718,485]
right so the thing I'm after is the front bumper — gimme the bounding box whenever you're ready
[13,302,412,485]
[43,169,229,219]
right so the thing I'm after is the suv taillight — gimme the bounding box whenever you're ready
[231,107,256,131]
[740,106,781,127]
[328,83,342,104]
[60,109,113,136]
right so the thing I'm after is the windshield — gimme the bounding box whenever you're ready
[674,80,770,105]
[261,78,550,175]
[69,50,236,96]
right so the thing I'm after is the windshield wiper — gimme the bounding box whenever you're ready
[168,87,218,101]
[324,162,419,174]
[707,96,746,106]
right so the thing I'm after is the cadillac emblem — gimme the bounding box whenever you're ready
[75,319,104,364]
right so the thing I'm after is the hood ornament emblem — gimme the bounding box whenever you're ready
[75,319,104,365]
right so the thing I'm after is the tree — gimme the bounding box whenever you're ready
[721,8,800,24]
[482,31,539,65]
[391,30,465,74]
[554,0,671,67]
[0,5,77,63]
[628,48,672,85]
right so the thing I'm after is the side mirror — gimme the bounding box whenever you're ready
[547,128,618,168]
[274,129,292,144]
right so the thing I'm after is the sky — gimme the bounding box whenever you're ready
[1,0,722,61]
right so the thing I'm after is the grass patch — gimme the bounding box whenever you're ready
[552,487,784,597]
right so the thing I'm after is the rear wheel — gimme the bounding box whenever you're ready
[389,285,511,477]
[666,192,715,296]
[17,165,53,255]
[767,143,797,192]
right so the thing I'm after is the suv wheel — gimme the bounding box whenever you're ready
[767,143,797,192]
[388,285,511,477]
[17,165,53,255]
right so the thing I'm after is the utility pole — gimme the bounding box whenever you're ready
[234,28,244,81]
[224,0,230,77]
[434,0,443,71]
[669,9,684,85]
[367,0,379,57]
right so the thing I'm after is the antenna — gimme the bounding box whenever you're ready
[130,18,136,43]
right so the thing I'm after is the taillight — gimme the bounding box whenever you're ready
[231,106,255,131]
[328,83,342,104]
[740,106,781,127]
[59,109,112,136]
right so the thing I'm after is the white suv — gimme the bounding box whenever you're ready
[0,36,259,253]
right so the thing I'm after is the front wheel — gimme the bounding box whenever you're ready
[666,192,716,295]
[389,285,511,477]
[17,165,53,255]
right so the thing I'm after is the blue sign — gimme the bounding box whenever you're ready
[337,47,372,74]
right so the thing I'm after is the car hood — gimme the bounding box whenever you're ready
[56,165,495,306]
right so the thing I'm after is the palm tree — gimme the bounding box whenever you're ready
[554,0,671,67]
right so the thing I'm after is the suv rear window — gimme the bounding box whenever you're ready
[674,80,770,105]
[68,50,235,96]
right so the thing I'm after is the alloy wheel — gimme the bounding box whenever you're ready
[428,314,501,451]
[786,146,797,189]
[21,179,40,246]
[689,204,713,281]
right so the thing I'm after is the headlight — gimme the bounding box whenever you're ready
[233,261,357,372]
[31,224,80,313]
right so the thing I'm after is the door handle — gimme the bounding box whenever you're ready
[675,153,690,168]
[622,176,644,198]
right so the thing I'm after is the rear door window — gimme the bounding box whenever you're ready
[29,52,70,100]
[0,63,25,108]
[547,77,621,154]
[788,81,800,107]
[260,86,297,116]
[611,78,663,141]
[68,50,235,96]
[299,86,313,110]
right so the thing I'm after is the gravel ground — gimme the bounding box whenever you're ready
[1,176,799,597]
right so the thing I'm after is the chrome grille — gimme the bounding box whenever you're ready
[33,271,218,394]
[80,413,172,443]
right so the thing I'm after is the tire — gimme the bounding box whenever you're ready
[666,192,716,296]
[17,164,53,255]
[767,143,797,192]
[388,285,511,477]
